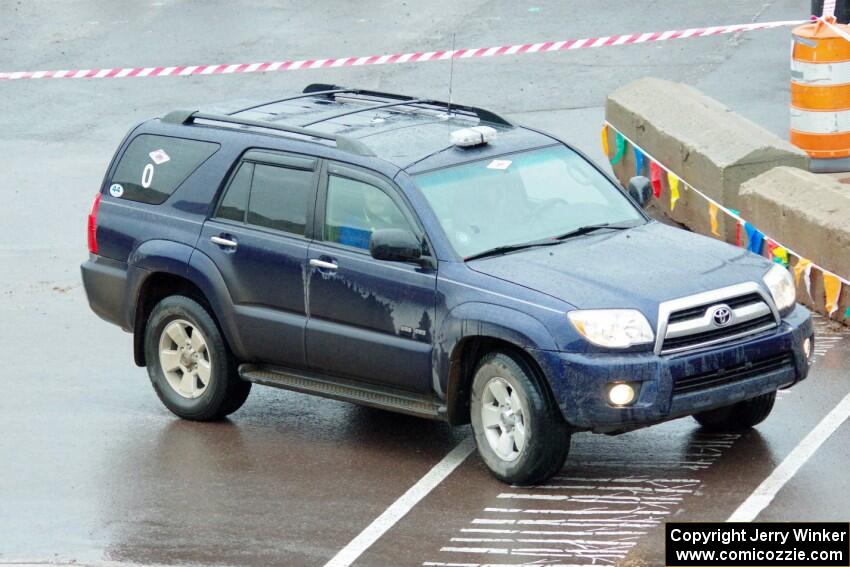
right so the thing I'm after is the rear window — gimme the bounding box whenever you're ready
[109,134,219,204]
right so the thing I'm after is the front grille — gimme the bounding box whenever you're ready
[667,292,763,325]
[659,289,777,354]
[662,314,776,352]
[672,353,793,395]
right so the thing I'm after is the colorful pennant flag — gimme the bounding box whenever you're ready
[611,132,626,165]
[824,273,842,316]
[605,122,850,323]
[601,125,610,158]
[649,161,663,198]
[766,240,777,259]
[634,148,645,177]
[744,222,765,254]
[772,244,789,267]
[668,171,680,210]
[709,203,720,237]
[794,258,814,299]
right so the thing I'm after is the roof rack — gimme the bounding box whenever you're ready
[301,83,513,126]
[161,110,375,157]
[228,83,512,127]
[299,98,428,127]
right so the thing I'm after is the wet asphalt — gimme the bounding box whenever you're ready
[2,1,849,566]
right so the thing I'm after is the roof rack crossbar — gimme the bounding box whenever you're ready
[302,83,513,126]
[227,88,356,116]
[299,99,428,127]
[192,112,336,139]
[180,111,375,156]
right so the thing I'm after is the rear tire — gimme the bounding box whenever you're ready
[144,295,251,421]
[470,351,570,486]
[692,391,776,432]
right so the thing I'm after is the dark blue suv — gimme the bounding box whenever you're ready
[82,84,814,484]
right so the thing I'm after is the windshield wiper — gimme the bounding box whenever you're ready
[464,238,560,261]
[465,222,641,261]
[554,221,637,241]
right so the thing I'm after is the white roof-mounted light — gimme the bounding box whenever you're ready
[450,125,497,147]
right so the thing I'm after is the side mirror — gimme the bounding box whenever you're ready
[369,228,423,262]
[627,176,652,208]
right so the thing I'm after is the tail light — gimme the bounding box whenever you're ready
[87,192,102,254]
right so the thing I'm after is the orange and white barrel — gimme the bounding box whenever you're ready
[791,17,850,171]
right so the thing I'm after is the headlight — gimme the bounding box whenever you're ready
[763,264,796,314]
[567,309,654,348]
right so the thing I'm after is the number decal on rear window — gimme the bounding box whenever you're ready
[141,163,154,189]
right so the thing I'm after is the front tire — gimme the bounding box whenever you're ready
[693,391,776,432]
[470,351,570,485]
[144,295,251,421]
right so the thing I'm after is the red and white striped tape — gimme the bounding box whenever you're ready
[0,19,805,81]
[823,0,837,18]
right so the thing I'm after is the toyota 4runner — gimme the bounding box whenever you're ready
[82,84,814,485]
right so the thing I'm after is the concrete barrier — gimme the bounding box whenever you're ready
[740,167,850,317]
[604,78,850,323]
[605,78,808,241]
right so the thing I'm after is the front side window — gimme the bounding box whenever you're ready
[324,175,411,250]
[414,145,644,258]
[246,163,313,236]
[111,134,219,205]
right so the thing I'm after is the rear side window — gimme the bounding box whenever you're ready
[110,134,219,205]
[246,164,313,236]
[215,163,252,222]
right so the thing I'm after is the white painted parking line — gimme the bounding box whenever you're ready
[324,436,475,567]
[728,390,850,522]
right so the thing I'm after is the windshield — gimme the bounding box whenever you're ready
[413,145,645,258]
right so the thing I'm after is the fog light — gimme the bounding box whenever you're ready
[608,383,637,406]
[803,337,813,362]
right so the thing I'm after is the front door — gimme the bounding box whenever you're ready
[197,151,318,367]
[306,163,437,393]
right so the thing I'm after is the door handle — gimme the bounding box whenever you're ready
[309,258,338,270]
[211,235,238,248]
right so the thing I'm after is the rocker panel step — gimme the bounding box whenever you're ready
[239,363,447,420]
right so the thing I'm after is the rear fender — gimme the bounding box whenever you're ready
[186,249,248,359]
[125,239,194,328]
[126,240,248,364]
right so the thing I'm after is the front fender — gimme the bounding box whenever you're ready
[435,301,558,394]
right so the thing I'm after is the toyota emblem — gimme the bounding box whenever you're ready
[711,305,733,327]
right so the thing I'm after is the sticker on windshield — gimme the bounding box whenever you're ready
[109,183,124,198]
[486,159,512,170]
[149,149,171,165]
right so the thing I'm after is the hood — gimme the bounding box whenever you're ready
[467,222,772,315]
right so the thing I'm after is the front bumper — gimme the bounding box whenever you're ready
[531,305,813,433]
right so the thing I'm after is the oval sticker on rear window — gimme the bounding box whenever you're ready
[109,183,124,197]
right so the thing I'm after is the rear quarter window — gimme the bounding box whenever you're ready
[110,134,219,205]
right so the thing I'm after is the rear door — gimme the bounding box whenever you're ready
[197,150,319,367]
[305,163,437,393]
